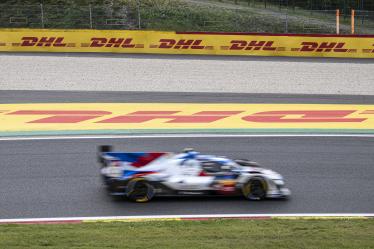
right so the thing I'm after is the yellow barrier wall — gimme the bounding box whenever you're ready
[0,29,374,58]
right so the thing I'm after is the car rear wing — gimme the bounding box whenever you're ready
[98,145,113,166]
[98,145,170,168]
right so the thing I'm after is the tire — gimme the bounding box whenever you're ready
[242,177,267,200]
[126,178,155,203]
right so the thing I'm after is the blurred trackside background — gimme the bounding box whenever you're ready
[1,0,374,34]
[1,0,374,95]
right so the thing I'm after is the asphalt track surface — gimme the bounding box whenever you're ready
[0,91,374,219]
[1,136,374,219]
[1,90,374,104]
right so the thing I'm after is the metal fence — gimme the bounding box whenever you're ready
[0,3,373,34]
[353,10,374,33]
[0,4,140,29]
[224,0,374,12]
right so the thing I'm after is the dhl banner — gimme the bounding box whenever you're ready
[0,28,374,58]
[0,103,374,135]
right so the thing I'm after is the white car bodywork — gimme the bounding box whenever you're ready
[100,150,290,199]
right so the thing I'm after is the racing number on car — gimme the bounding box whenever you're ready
[242,110,366,123]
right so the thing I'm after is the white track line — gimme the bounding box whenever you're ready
[1,214,373,223]
[1,134,374,141]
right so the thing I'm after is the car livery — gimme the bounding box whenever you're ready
[98,146,290,202]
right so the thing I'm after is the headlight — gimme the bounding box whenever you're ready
[273,179,284,186]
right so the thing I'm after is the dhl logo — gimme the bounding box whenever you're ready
[229,40,277,51]
[299,42,349,52]
[17,36,370,54]
[157,39,205,49]
[21,37,66,47]
[1,110,373,124]
[90,37,135,48]
[1,27,373,58]
[90,38,205,49]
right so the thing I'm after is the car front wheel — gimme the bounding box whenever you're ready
[242,177,267,200]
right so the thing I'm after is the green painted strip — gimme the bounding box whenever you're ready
[1,128,374,137]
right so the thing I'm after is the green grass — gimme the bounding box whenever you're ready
[172,0,374,34]
[1,0,374,33]
[138,0,309,33]
[1,219,374,249]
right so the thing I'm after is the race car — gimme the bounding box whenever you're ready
[98,146,290,202]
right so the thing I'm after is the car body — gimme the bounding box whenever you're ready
[98,146,290,202]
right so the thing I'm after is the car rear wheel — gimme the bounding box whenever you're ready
[242,177,267,200]
[126,179,155,203]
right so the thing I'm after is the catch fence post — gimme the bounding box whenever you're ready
[137,0,141,29]
[40,3,45,28]
[351,9,355,34]
[360,0,364,25]
[89,4,93,29]
[285,11,288,33]
[336,9,340,35]
[285,0,289,32]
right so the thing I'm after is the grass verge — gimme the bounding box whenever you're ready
[1,219,374,248]
[2,0,374,33]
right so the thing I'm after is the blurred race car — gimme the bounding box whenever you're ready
[98,146,290,202]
